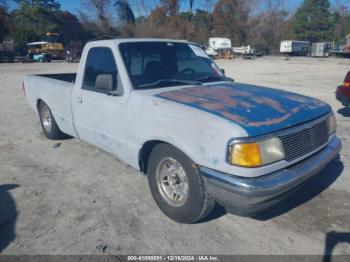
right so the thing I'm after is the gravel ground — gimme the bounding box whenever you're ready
[0,56,349,256]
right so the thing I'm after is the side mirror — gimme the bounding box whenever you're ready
[95,74,115,92]
[221,69,226,75]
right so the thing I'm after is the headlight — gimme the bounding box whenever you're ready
[229,137,285,167]
[328,114,337,135]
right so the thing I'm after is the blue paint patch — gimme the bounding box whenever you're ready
[156,83,331,136]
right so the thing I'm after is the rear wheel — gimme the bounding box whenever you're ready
[147,144,215,223]
[38,101,65,139]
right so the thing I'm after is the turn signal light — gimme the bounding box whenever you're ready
[230,143,262,167]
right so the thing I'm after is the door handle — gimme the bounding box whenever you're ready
[76,97,83,104]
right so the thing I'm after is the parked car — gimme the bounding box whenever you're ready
[32,53,52,63]
[23,39,341,223]
[336,71,350,108]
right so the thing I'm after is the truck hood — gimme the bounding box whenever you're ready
[155,82,331,136]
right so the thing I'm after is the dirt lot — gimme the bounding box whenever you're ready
[0,57,349,256]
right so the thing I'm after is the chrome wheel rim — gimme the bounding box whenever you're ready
[156,157,189,207]
[41,105,52,133]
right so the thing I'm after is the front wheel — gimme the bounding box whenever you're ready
[147,144,215,223]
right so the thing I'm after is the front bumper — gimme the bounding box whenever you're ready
[201,136,342,215]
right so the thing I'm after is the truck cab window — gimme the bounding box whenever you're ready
[83,47,118,93]
[120,42,225,90]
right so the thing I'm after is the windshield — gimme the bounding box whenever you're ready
[43,35,61,43]
[119,41,226,89]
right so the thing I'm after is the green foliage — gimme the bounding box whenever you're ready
[10,0,91,54]
[11,2,52,53]
[292,0,333,42]
[13,0,60,10]
[4,0,350,56]
[332,10,350,44]
[0,3,10,41]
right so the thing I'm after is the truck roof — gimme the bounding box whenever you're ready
[88,38,190,45]
[27,41,49,46]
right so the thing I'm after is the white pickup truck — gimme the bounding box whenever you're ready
[24,39,341,223]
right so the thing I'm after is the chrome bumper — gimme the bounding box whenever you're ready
[200,136,342,215]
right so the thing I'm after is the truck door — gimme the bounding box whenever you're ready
[71,46,127,162]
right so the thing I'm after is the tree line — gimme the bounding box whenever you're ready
[0,0,350,55]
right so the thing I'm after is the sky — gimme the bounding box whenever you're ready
[56,0,80,13]
[7,0,350,16]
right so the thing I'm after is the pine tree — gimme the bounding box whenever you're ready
[292,0,332,42]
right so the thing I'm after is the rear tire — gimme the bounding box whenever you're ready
[38,101,66,140]
[147,144,215,223]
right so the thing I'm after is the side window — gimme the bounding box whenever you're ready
[83,47,118,93]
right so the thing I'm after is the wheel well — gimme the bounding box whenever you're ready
[139,140,167,174]
[36,99,44,111]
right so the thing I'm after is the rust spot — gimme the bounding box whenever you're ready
[160,86,256,112]
[157,85,327,129]
[291,107,300,113]
[221,111,246,123]
[161,92,199,104]
[200,102,226,111]
[250,97,286,113]
[249,114,292,127]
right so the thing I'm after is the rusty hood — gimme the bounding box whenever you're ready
[155,82,331,136]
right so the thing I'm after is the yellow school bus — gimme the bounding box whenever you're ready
[27,33,64,60]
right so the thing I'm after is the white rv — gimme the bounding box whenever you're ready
[209,38,232,50]
[280,40,310,56]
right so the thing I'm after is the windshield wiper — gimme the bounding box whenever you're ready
[195,75,227,83]
[138,79,202,89]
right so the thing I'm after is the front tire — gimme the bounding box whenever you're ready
[38,101,65,140]
[147,144,215,223]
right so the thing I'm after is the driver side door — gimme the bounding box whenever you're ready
[72,46,127,162]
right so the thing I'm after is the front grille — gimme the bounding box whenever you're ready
[279,119,329,162]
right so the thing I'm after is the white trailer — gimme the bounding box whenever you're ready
[207,38,232,59]
[311,42,332,57]
[280,40,310,56]
[209,38,232,50]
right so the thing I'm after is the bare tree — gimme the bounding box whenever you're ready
[136,0,150,17]
[248,0,289,54]
[89,0,111,24]
[115,0,135,25]
[189,0,196,13]
[80,0,118,35]
[161,0,179,16]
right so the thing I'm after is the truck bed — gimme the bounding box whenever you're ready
[24,73,76,137]
[36,73,76,83]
